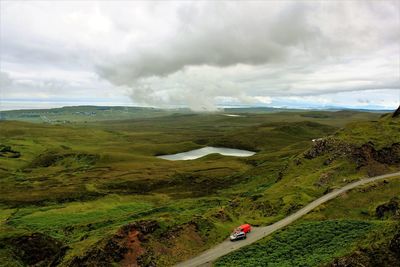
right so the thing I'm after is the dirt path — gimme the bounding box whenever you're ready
[175,172,400,267]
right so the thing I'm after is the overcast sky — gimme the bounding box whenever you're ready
[0,1,399,111]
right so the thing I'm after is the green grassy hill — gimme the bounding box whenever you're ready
[0,107,398,266]
[216,175,400,267]
[215,112,400,267]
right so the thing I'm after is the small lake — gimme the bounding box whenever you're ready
[223,114,244,117]
[157,146,256,161]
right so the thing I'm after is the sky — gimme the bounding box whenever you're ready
[0,1,399,111]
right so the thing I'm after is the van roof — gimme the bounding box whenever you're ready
[240,224,250,228]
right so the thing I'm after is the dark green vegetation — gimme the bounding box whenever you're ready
[309,177,400,266]
[0,107,399,266]
[215,220,374,267]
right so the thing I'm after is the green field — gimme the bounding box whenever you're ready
[0,106,399,266]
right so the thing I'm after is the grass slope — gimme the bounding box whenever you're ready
[215,220,374,267]
[215,175,400,266]
[1,108,398,266]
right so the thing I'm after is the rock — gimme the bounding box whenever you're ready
[294,158,302,165]
[376,143,400,165]
[393,105,400,118]
[304,138,331,159]
[323,157,334,165]
[352,142,400,169]
[121,220,159,236]
[8,233,67,266]
[314,172,333,187]
[0,144,20,158]
[376,197,400,219]
[303,138,352,160]
[69,220,159,267]
[304,137,399,178]
[390,233,400,255]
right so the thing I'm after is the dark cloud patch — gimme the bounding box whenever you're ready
[96,2,322,84]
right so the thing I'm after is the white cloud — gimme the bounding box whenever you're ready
[0,71,13,88]
[0,1,399,110]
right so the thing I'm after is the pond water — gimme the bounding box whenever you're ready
[223,114,244,117]
[157,146,256,161]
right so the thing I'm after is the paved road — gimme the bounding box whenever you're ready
[175,172,400,267]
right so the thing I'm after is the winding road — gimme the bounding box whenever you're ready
[175,172,400,267]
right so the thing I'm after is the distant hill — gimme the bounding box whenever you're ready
[0,106,191,123]
[0,105,392,123]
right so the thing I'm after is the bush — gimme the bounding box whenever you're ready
[215,220,373,267]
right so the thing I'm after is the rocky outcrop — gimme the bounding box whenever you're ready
[376,197,400,219]
[5,233,67,266]
[352,142,400,167]
[390,233,400,255]
[303,138,352,160]
[146,219,209,266]
[314,172,333,187]
[393,105,400,118]
[69,220,159,267]
[304,138,400,174]
[328,230,400,267]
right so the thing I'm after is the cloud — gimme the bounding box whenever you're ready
[272,89,399,110]
[0,1,399,110]
[0,72,13,88]
[97,2,318,81]
[94,1,399,110]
